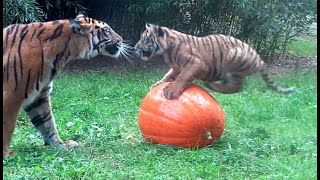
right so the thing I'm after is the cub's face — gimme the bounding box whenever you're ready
[134,23,165,61]
[70,11,123,58]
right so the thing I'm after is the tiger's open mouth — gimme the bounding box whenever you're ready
[104,43,120,55]
[142,49,152,57]
[135,49,152,58]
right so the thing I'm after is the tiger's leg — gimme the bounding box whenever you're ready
[163,66,202,99]
[24,90,79,148]
[3,93,22,157]
[205,73,245,94]
[151,68,180,89]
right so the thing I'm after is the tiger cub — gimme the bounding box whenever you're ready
[134,23,294,99]
[3,11,127,157]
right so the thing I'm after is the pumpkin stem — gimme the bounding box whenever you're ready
[204,129,213,140]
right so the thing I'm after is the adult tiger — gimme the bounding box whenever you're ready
[3,11,127,157]
[134,23,294,99]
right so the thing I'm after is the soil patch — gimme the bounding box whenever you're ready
[64,53,317,75]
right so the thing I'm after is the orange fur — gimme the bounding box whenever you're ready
[3,12,124,157]
[135,23,294,99]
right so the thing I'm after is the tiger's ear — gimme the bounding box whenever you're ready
[145,22,152,29]
[152,24,164,37]
[69,19,92,34]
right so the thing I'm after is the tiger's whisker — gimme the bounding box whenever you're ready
[118,46,135,63]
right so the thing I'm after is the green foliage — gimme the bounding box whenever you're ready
[37,0,87,21]
[69,0,316,60]
[2,69,317,179]
[3,0,44,27]
[123,0,316,60]
[3,0,87,27]
[2,0,317,58]
[286,37,317,56]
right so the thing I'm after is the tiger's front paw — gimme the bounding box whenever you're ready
[163,83,183,99]
[64,140,80,148]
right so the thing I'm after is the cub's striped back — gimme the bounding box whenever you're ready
[134,23,294,99]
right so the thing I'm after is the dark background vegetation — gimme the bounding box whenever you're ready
[3,0,317,61]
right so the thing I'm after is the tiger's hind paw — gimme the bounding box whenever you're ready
[3,151,16,157]
[9,151,16,156]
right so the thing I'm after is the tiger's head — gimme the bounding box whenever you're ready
[69,11,123,58]
[134,23,167,61]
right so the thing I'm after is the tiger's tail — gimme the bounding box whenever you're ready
[260,66,295,93]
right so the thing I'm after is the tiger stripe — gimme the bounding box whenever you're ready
[30,30,37,42]
[4,26,11,52]
[40,43,44,81]
[24,96,49,112]
[41,86,52,93]
[52,20,60,25]
[18,26,29,78]
[226,36,234,47]
[219,35,228,49]
[37,28,45,38]
[135,23,295,98]
[213,36,224,63]
[36,71,40,91]
[200,38,206,49]
[10,24,20,49]
[24,70,31,98]
[31,111,51,128]
[207,36,215,53]
[3,11,126,156]
[48,133,57,142]
[172,42,182,63]
[3,66,5,77]
[43,24,64,42]
[50,36,71,80]
[13,55,18,91]
[6,55,10,81]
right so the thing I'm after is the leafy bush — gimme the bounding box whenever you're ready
[3,0,87,27]
[122,0,316,60]
[3,0,44,27]
[3,0,317,60]
[36,0,87,21]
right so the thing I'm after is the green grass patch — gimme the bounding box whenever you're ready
[3,68,317,179]
[286,36,317,56]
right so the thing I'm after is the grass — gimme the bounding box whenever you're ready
[3,66,317,179]
[3,35,317,179]
[286,36,317,56]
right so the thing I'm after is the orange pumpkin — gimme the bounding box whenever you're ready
[138,82,225,148]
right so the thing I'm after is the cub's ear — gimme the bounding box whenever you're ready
[69,19,92,34]
[70,19,80,29]
[76,11,88,18]
[157,27,164,37]
[145,23,163,36]
[145,22,152,29]
[151,24,164,37]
